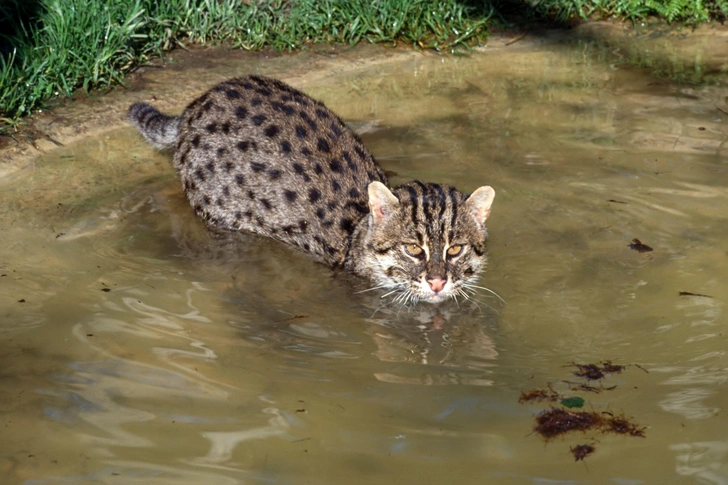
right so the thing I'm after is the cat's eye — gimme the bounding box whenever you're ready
[404,244,424,258]
[446,245,463,257]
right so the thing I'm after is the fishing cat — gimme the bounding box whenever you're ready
[128,75,495,304]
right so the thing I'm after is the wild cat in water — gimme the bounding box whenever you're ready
[128,75,496,305]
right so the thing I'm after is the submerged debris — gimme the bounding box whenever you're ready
[534,408,601,440]
[602,413,646,437]
[679,291,713,298]
[560,396,585,409]
[571,361,625,381]
[519,385,560,404]
[570,444,595,461]
[523,361,646,460]
[563,381,614,393]
[628,238,653,253]
[534,408,646,441]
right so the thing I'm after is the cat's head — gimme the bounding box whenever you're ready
[353,181,495,305]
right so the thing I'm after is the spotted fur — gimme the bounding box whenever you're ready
[128,75,495,304]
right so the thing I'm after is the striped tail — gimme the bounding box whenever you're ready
[127,103,180,150]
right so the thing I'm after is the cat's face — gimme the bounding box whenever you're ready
[356,181,495,305]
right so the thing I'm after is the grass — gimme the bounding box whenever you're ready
[522,0,728,24]
[2,0,728,133]
[0,0,491,132]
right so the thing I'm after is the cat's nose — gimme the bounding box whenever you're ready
[427,278,446,293]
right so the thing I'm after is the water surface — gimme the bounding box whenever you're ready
[2,29,728,484]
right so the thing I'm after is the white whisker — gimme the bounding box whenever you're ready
[461,283,505,303]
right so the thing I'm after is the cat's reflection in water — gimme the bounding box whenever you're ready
[166,214,499,385]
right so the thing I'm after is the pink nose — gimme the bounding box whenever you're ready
[427,278,446,293]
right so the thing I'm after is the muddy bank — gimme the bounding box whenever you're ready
[3,21,728,178]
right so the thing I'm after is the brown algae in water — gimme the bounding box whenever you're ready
[534,408,646,441]
[571,361,625,381]
[570,444,596,461]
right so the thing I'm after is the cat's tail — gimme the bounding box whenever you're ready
[127,102,180,150]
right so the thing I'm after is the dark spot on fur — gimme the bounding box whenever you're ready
[345,201,369,214]
[301,147,312,157]
[251,162,266,173]
[202,195,211,206]
[313,163,323,175]
[235,211,242,220]
[329,159,343,173]
[272,101,295,115]
[247,190,256,200]
[216,198,223,207]
[315,208,326,219]
[317,137,331,153]
[251,97,263,107]
[280,140,292,154]
[255,87,272,97]
[331,180,341,192]
[216,147,226,159]
[202,101,214,112]
[343,151,357,171]
[340,218,355,234]
[225,161,234,172]
[293,163,311,181]
[242,82,254,90]
[295,125,307,138]
[226,89,242,99]
[192,135,200,147]
[235,173,244,186]
[315,107,330,119]
[221,122,230,134]
[251,114,266,125]
[463,267,475,276]
[322,220,334,228]
[281,94,293,102]
[194,169,205,181]
[206,122,217,133]
[244,210,253,219]
[284,190,298,202]
[308,188,322,203]
[223,186,230,197]
[299,220,308,232]
[355,145,367,160]
[235,106,248,119]
[300,111,318,131]
[330,121,342,136]
[269,169,281,180]
[264,124,280,138]
[237,140,250,152]
[327,201,337,210]
[260,198,272,210]
[205,162,215,173]
[303,242,310,251]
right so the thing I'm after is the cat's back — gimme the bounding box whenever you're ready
[174,75,387,265]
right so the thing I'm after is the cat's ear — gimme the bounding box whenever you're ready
[368,182,399,223]
[465,186,495,224]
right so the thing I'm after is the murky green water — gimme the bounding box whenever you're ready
[3,31,728,484]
